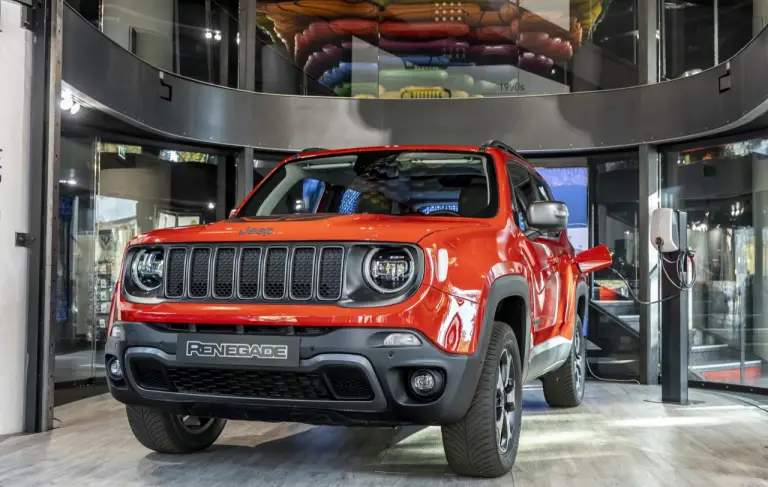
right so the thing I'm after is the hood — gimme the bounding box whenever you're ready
[130,214,490,246]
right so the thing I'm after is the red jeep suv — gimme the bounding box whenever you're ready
[105,141,611,478]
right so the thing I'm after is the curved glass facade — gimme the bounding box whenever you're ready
[65,0,767,98]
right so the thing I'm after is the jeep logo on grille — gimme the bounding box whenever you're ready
[239,227,274,236]
[186,341,288,360]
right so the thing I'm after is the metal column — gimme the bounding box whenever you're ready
[639,144,661,385]
[238,0,258,92]
[236,147,254,204]
[638,0,659,84]
[237,1,257,201]
[636,1,660,384]
[25,0,63,432]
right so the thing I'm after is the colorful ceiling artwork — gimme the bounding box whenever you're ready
[254,0,607,98]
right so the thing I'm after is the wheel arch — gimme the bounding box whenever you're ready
[575,279,589,336]
[476,275,530,377]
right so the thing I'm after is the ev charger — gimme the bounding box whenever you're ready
[650,208,680,253]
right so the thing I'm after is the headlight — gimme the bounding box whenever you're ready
[131,248,165,292]
[363,247,415,294]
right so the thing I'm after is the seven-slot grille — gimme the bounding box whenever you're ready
[163,245,345,302]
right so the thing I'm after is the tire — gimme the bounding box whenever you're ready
[541,315,586,408]
[125,405,226,454]
[441,321,523,478]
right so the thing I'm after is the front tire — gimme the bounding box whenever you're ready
[126,405,226,454]
[542,315,586,408]
[441,321,523,478]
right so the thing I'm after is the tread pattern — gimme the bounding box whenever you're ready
[441,321,522,478]
[542,318,585,408]
[126,405,226,454]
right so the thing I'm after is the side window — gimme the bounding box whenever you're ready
[534,177,552,202]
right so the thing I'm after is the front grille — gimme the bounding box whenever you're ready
[168,367,331,400]
[264,247,288,299]
[131,360,168,390]
[165,248,187,298]
[213,247,236,298]
[130,358,374,401]
[324,367,375,400]
[162,244,345,302]
[189,248,211,298]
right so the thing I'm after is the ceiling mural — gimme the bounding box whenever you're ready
[254,0,609,98]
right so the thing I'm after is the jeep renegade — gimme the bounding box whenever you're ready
[105,141,612,478]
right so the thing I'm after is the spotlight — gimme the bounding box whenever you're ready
[214,31,222,41]
[60,96,73,111]
[207,202,215,210]
[70,102,81,115]
[204,30,213,39]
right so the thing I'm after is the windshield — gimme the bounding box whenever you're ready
[237,150,498,218]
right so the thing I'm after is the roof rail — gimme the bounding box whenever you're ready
[479,140,525,160]
[288,147,328,160]
[300,147,328,154]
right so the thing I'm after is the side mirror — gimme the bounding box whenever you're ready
[573,244,612,274]
[527,201,568,231]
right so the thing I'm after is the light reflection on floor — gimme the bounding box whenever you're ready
[0,383,766,487]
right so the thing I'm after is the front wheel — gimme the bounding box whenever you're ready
[126,405,226,454]
[441,321,523,478]
[542,316,586,408]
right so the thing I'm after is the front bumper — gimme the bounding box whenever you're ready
[105,322,482,426]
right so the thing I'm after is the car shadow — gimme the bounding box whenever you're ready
[137,395,546,485]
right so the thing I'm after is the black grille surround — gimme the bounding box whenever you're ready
[123,242,425,307]
[129,358,375,402]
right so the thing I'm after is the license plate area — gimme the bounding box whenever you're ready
[177,334,300,367]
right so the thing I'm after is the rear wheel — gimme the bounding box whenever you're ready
[126,405,226,454]
[542,315,586,408]
[441,321,523,478]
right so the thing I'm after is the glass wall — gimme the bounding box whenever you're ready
[66,0,240,86]
[663,135,768,389]
[55,135,234,386]
[663,0,756,80]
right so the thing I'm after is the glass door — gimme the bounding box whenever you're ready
[663,135,768,392]
[528,153,640,381]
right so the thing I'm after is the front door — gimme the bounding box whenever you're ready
[507,162,562,344]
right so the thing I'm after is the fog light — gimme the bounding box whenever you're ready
[408,369,444,400]
[107,358,123,380]
[383,332,420,347]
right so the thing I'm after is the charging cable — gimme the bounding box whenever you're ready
[604,244,697,305]
[586,245,696,384]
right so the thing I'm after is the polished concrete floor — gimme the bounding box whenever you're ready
[1,383,767,487]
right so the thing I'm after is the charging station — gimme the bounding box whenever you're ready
[651,208,691,405]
